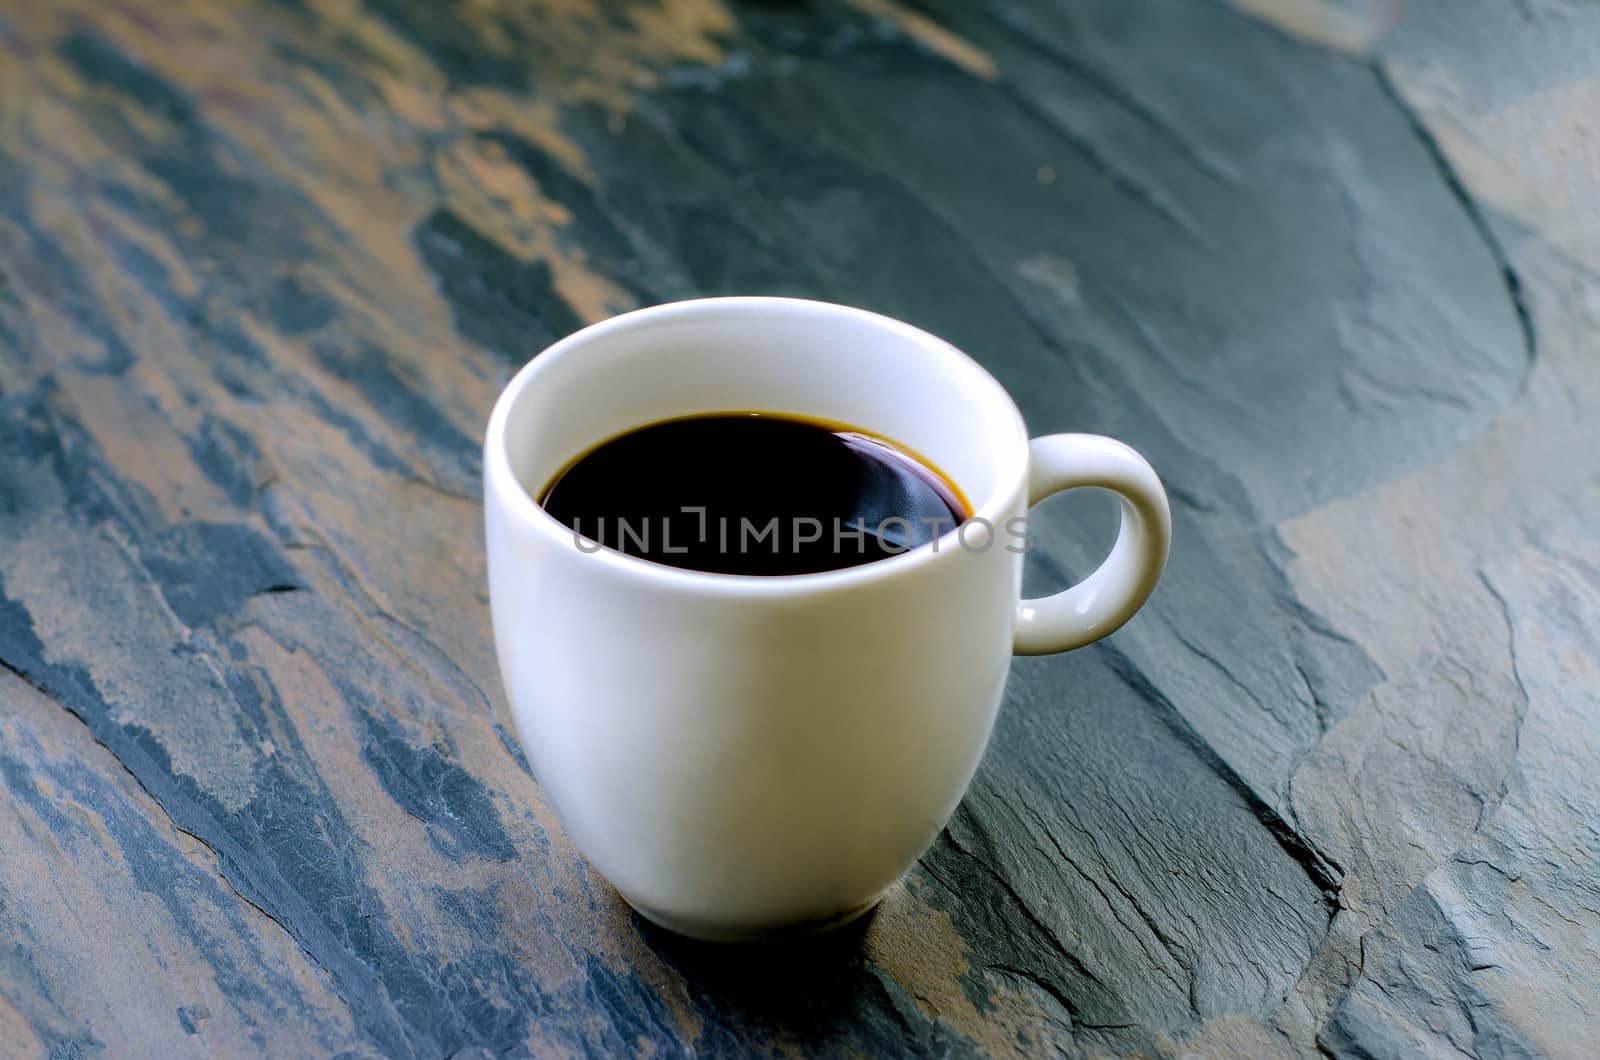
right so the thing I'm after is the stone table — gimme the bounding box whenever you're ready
[1,0,1595,1055]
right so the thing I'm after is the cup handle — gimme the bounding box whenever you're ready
[1013,434,1172,656]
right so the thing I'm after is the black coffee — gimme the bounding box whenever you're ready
[539,412,970,576]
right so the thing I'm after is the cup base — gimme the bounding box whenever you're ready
[629,895,884,943]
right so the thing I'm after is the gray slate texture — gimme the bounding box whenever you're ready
[0,0,1594,1055]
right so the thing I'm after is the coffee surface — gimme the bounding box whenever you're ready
[539,412,969,576]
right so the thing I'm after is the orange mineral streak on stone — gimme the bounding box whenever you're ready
[32,0,647,353]
[432,134,634,324]
[865,878,1069,1055]
[845,0,998,80]
[450,91,595,184]
[443,0,735,107]
[0,669,359,1054]
[234,610,707,1045]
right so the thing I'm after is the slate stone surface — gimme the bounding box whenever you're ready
[0,0,1595,1056]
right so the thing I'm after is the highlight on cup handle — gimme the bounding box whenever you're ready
[1012,434,1171,656]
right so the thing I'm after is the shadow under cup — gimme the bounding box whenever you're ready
[484,297,1032,941]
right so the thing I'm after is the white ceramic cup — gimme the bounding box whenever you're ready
[484,297,1170,941]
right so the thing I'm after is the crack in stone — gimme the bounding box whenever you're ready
[0,655,339,989]
[1473,569,1531,831]
[1221,0,1535,391]
[983,963,1125,1033]
[920,836,1111,996]
[987,77,1216,251]
[1099,643,1346,899]
[976,3,1244,187]
[1015,801,1193,1000]
[1370,62,1538,370]
[1305,567,1539,1051]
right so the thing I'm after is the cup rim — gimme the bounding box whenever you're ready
[483,296,1031,596]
